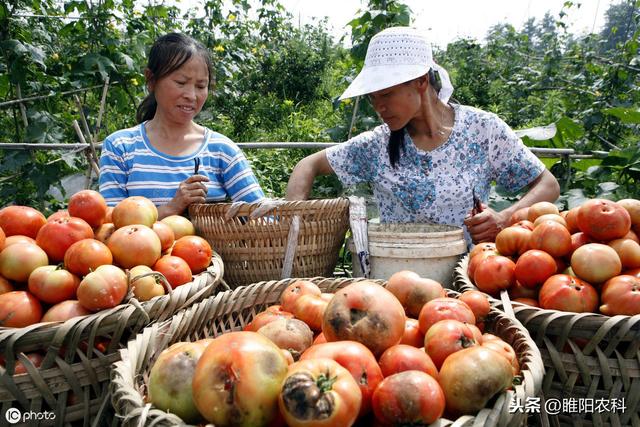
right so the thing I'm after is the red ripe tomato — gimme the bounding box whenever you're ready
[76,264,128,311]
[469,242,498,259]
[539,274,599,313]
[312,332,327,345]
[495,226,532,256]
[378,344,438,378]
[418,297,476,335]
[279,358,362,427]
[514,297,539,307]
[534,213,567,228]
[564,206,581,234]
[467,251,496,280]
[424,319,478,369]
[0,242,49,282]
[300,340,384,416]
[608,238,640,269]
[0,205,47,238]
[0,291,43,327]
[473,255,516,295]
[47,209,70,222]
[64,238,113,276]
[577,198,631,241]
[322,281,405,357]
[41,300,92,322]
[529,220,572,258]
[386,271,445,319]
[570,232,592,256]
[171,235,212,274]
[280,280,321,313]
[372,370,444,425]
[3,235,36,247]
[153,255,192,288]
[151,221,175,253]
[482,339,520,375]
[13,352,44,375]
[36,216,94,262]
[599,275,640,316]
[108,224,162,268]
[458,290,491,323]
[68,189,108,228]
[512,220,535,231]
[400,318,424,347]
[0,226,4,251]
[515,249,557,288]
[28,265,80,304]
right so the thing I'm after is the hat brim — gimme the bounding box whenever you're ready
[339,64,431,100]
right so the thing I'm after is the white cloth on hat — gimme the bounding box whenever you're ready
[339,26,454,102]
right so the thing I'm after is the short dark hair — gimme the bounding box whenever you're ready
[136,33,214,123]
[388,68,443,168]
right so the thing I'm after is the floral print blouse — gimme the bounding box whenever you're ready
[326,104,545,237]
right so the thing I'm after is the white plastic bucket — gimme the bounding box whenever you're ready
[348,223,467,288]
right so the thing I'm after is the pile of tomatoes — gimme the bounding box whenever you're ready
[468,198,640,315]
[0,191,213,329]
[147,274,522,426]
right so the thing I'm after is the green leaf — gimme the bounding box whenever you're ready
[602,107,640,124]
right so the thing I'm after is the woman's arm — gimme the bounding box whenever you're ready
[286,150,335,200]
[464,169,560,243]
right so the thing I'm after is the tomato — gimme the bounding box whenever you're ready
[63,238,113,276]
[469,242,498,259]
[76,264,128,311]
[0,291,43,327]
[244,308,294,332]
[280,280,321,313]
[0,242,49,282]
[148,340,212,423]
[482,339,520,375]
[577,198,631,241]
[36,216,94,262]
[378,344,438,378]
[400,318,424,347]
[533,213,567,228]
[571,243,622,284]
[607,238,640,269]
[386,271,445,318]
[0,205,47,238]
[160,215,196,239]
[312,332,327,345]
[527,201,559,222]
[467,251,497,280]
[599,275,640,316]
[68,189,108,228]
[513,297,539,307]
[41,300,91,322]
[322,281,405,357]
[129,265,166,301]
[424,319,478,369]
[153,255,192,288]
[3,235,36,247]
[292,294,328,332]
[0,226,4,251]
[28,265,80,304]
[112,196,158,228]
[257,318,314,360]
[494,226,531,256]
[458,290,491,323]
[529,220,572,258]
[514,249,557,288]
[509,207,529,225]
[47,209,70,222]
[151,221,175,253]
[279,358,361,427]
[94,223,115,244]
[171,235,212,274]
[538,274,599,313]
[0,276,14,295]
[438,346,513,415]
[418,297,475,335]
[372,370,444,425]
[564,206,581,234]
[300,340,383,416]
[570,232,592,256]
[192,331,289,426]
[12,352,44,375]
[108,224,162,268]
[473,255,516,295]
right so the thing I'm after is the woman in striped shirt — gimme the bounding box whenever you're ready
[99,33,264,218]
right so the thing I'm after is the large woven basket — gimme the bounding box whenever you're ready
[455,255,640,427]
[189,199,350,288]
[0,254,224,426]
[110,277,544,427]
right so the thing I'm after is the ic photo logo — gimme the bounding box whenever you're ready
[5,408,21,424]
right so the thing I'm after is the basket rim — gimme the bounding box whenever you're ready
[111,276,544,427]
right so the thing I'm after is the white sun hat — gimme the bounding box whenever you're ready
[339,26,454,102]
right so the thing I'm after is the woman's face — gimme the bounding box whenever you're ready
[149,55,209,125]
[367,80,422,130]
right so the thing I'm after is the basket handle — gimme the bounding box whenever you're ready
[281,215,300,279]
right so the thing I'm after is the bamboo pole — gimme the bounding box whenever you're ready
[73,95,101,172]
[16,83,28,127]
[0,85,103,109]
[72,120,100,176]
[94,77,110,143]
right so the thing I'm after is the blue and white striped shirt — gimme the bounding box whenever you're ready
[99,123,265,206]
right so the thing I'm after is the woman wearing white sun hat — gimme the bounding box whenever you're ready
[286,26,559,244]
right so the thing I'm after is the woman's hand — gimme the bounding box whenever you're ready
[160,175,209,218]
[463,204,510,243]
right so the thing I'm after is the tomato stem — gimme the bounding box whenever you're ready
[316,372,337,392]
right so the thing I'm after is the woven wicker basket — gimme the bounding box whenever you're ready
[188,199,350,288]
[0,254,224,425]
[455,255,640,427]
[111,277,544,427]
